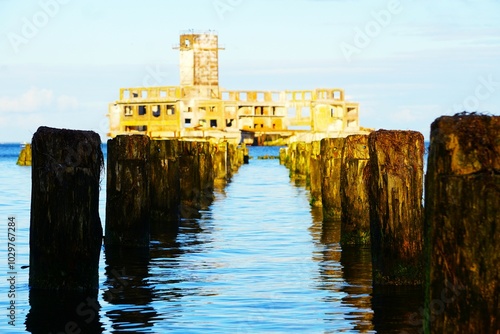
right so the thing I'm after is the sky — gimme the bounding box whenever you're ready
[0,0,499,142]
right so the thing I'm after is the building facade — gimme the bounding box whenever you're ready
[108,31,364,143]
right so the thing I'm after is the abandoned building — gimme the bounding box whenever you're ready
[108,31,367,144]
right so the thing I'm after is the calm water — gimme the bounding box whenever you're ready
[0,144,423,333]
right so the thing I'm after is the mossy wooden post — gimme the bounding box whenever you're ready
[309,141,322,207]
[199,141,215,209]
[232,143,246,171]
[340,135,370,245]
[294,142,310,181]
[241,143,249,164]
[179,141,199,217]
[16,143,32,166]
[30,126,103,291]
[106,135,150,247]
[321,138,345,220]
[149,139,180,227]
[179,141,214,217]
[424,114,500,333]
[368,130,424,285]
[279,147,288,165]
[213,141,228,188]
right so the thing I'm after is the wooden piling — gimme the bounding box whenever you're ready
[149,139,180,227]
[235,143,249,168]
[424,114,500,333]
[321,138,345,220]
[213,141,229,189]
[198,141,215,209]
[279,147,288,165]
[340,135,370,245]
[179,141,214,218]
[294,142,311,181]
[368,130,424,285]
[106,135,150,247]
[16,143,32,166]
[30,126,103,291]
[309,141,322,207]
[286,142,297,176]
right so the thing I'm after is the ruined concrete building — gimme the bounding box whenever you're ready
[108,31,368,144]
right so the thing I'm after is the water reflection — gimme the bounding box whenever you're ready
[371,285,424,333]
[25,289,103,333]
[310,206,375,332]
[340,245,374,332]
[103,247,156,333]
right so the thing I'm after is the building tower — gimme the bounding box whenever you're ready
[175,31,223,98]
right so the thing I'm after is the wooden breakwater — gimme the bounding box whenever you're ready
[105,136,247,246]
[29,128,246,293]
[282,131,424,285]
[281,113,499,331]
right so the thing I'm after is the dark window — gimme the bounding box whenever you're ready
[138,105,147,115]
[152,105,161,117]
[210,119,217,128]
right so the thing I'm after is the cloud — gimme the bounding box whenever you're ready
[0,87,80,113]
[0,87,53,112]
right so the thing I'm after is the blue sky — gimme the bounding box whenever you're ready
[1,0,499,142]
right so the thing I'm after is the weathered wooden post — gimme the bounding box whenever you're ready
[198,141,215,209]
[106,135,150,247]
[16,143,32,166]
[149,139,180,227]
[424,114,500,333]
[286,142,297,176]
[234,143,247,170]
[321,138,345,220]
[279,147,288,165]
[213,141,228,189]
[309,141,322,207]
[340,135,370,244]
[241,143,249,164]
[30,126,103,291]
[294,142,311,181]
[368,130,424,285]
[179,141,214,217]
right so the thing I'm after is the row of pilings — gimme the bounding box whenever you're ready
[281,114,499,333]
[29,128,247,293]
[105,135,246,247]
